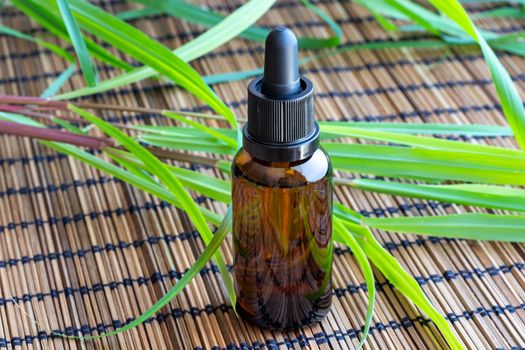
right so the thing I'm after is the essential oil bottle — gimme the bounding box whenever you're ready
[232,27,333,330]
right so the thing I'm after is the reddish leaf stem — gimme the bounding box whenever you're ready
[0,120,114,149]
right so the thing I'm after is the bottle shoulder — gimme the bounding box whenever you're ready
[232,147,332,188]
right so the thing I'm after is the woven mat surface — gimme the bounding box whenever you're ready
[1,1,525,349]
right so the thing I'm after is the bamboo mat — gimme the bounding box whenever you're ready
[1,0,525,349]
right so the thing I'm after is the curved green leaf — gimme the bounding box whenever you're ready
[56,0,98,86]
[333,218,375,349]
[320,124,522,158]
[365,213,525,242]
[132,0,342,48]
[68,104,236,308]
[40,64,77,98]
[428,0,525,150]
[319,121,512,137]
[346,179,525,212]
[10,0,132,70]
[334,214,464,350]
[324,143,525,185]
[162,111,237,148]
[0,24,75,62]
[53,0,275,109]
[52,0,236,127]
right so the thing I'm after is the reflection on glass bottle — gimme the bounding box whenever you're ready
[232,148,333,329]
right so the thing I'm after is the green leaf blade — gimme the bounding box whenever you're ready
[348,179,525,213]
[428,0,525,151]
[68,104,236,308]
[336,220,465,350]
[53,0,276,114]
[333,218,375,349]
[365,213,525,242]
[56,0,98,86]
[0,24,75,62]
[11,0,132,70]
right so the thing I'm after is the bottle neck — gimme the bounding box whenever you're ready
[242,122,320,163]
[246,149,316,168]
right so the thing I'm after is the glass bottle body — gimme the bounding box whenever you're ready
[232,147,333,330]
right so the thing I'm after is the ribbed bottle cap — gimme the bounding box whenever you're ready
[243,27,319,162]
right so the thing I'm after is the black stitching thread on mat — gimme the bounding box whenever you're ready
[0,0,509,18]
[0,51,489,86]
[0,18,522,63]
[0,15,378,38]
[0,176,119,198]
[0,302,523,348]
[0,224,453,270]
[0,194,452,233]
[1,259,523,309]
[2,57,516,93]
[0,153,68,166]
[4,16,520,45]
[0,196,455,269]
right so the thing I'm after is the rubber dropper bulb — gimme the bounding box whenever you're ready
[261,26,301,97]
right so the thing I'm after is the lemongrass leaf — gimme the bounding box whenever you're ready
[137,122,513,143]
[53,0,276,103]
[333,218,375,349]
[323,143,525,185]
[320,124,523,158]
[336,219,465,350]
[139,127,525,185]
[428,0,525,150]
[40,64,77,98]
[472,7,525,19]
[69,105,236,307]
[162,111,238,148]
[140,133,236,155]
[201,37,487,86]
[353,0,398,31]
[116,7,162,20]
[10,0,132,70]
[106,149,158,184]
[0,113,222,224]
[204,67,264,85]
[333,202,363,224]
[51,0,236,128]
[298,0,342,46]
[384,0,441,35]
[56,0,98,86]
[345,178,525,212]
[365,213,525,242]
[107,148,232,204]
[319,121,512,136]
[133,125,238,139]
[0,24,75,62]
[51,142,222,224]
[51,117,85,134]
[134,0,342,48]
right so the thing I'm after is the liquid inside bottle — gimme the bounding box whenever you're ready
[232,148,333,329]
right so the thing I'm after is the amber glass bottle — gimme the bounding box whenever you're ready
[232,27,333,330]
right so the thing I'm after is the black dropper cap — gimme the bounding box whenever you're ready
[243,26,319,163]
